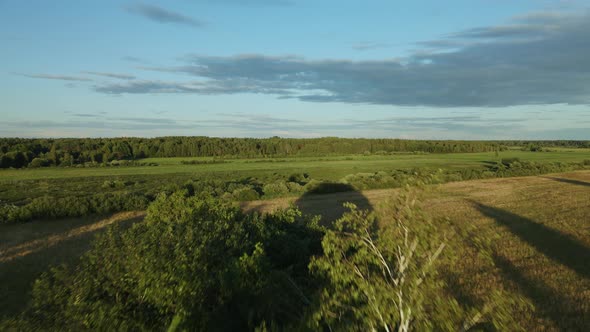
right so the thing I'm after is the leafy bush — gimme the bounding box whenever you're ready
[0,192,149,224]
[101,180,127,189]
[307,187,518,331]
[288,172,311,184]
[286,181,303,193]
[180,159,228,165]
[17,193,324,331]
[232,187,260,201]
[28,158,50,168]
[262,181,290,197]
[308,199,452,329]
[305,180,356,194]
[501,157,521,167]
[262,181,304,197]
[341,171,403,190]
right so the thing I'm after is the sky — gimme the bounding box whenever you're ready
[1,0,589,139]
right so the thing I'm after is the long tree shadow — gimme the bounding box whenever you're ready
[544,176,590,188]
[492,252,589,330]
[472,201,590,279]
[295,183,372,227]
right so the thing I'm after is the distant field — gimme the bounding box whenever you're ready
[1,149,587,205]
[1,150,589,182]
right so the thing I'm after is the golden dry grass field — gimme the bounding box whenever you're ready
[244,171,590,331]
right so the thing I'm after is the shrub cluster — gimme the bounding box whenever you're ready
[339,161,588,191]
[1,161,587,224]
[77,160,159,168]
[180,159,228,165]
[0,192,149,224]
[340,171,413,190]
[10,193,325,331]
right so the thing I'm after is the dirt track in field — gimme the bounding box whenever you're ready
[0,211,146,263]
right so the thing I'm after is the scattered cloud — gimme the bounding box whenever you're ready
[352,42,395,51]
[3,110,587,139]
[93,10,590,108]
[82,71,136,80]
[125,3,204,27]
[122,56,147,63]
[93,79,294,95]
[71,113,103,118]
[4,119,198,131]
[202,0,292,6]
[16,73,92,82]
[19,9,590,112]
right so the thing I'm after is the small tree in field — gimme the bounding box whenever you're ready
[308,187,456,331]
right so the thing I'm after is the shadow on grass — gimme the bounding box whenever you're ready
[295,183,372,227]
[492,253,589,330]
[544,177,590,188]
[472,202,590,279]
[0,215,141,318]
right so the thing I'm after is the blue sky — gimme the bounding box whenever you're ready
[1,0,589,139]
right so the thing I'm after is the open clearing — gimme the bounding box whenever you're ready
[1,171,589,330]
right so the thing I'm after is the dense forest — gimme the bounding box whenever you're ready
[1,137,588,169]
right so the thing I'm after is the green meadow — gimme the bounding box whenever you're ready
[2,149,589,181]
[1,149,588,204]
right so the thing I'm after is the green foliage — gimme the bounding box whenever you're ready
[262,181,291,197]
[17,193,324,331]
[28,157,50,168]
[2,156,587,224]
[308,189,464,330]
[0,192,149,224]
[180,159,228,165]
[304,180,355,194]
[101,179,127,189]
[501,157,521,166]
[231,187,260,201]
[341,171,407,190]
[288,172,311,184]
[307,187,520,331]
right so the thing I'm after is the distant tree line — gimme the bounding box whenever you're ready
[498,140,590,149]
[1,137,588,169]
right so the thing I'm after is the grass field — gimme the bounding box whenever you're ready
[2,171,589,330]
[244,170,590,331]
[1,150,588,204]
[2,150,589,181]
